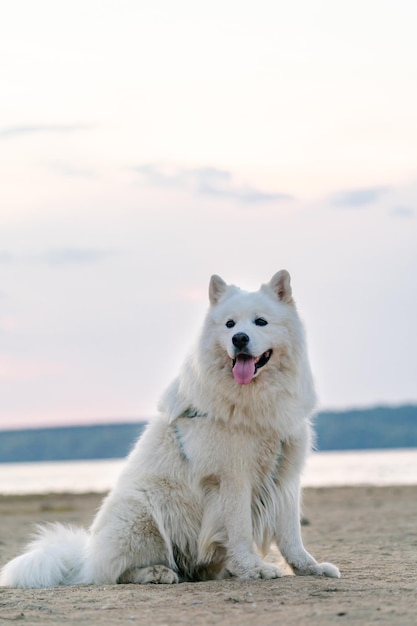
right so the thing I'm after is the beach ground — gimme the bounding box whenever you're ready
[1,485,416,625]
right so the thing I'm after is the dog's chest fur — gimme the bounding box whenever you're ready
[173,415,284,487]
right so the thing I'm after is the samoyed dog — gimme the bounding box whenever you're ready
[0,271,340,587]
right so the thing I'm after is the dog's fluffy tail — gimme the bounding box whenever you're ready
[0,523,90,588]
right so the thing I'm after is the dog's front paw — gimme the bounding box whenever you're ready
[233,562,282,580]
[293,561,341,578]
[316,562,341,578]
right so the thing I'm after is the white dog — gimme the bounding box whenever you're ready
[0,271,340,587]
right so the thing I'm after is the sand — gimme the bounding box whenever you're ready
[1,485,416,625]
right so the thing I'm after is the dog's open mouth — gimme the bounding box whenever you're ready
[232,350,272,385]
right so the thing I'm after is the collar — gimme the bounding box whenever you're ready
[178,407,208,419]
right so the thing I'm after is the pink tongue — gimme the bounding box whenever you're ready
[232,356,256,385]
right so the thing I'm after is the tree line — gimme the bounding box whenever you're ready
[1,405,417,463]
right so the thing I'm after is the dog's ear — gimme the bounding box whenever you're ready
[268,270,293,303]
[209,275,227,305]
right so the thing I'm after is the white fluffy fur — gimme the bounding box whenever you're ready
[0,271,340,587]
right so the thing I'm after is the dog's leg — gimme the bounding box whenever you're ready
[199,478,282,580]
[275,440,341,578]
[85,495,179,584]
[276,479,340,577]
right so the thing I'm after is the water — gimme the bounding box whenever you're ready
[1,448,417,495]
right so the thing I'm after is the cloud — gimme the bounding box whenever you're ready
[390,206,415,218]
[330,186,389,208]
[0,252,13,263]
[134,164,293,204]
[0,249,117,266]
[49,162,96,178]
[0,125,91,139]
[44,248,117,266]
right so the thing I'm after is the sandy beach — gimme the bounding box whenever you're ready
[1,485,416,625]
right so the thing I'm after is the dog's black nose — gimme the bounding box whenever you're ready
[232,332,250,349]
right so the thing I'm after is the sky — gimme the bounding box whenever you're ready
[1,0,417,430]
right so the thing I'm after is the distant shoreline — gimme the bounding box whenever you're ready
[1,405,417,464]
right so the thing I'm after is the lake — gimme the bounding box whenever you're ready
[1,448,417,494]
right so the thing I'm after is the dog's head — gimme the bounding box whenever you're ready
[203,270,297,385]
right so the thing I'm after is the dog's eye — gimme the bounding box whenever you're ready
[254,318,268,326]
[225,320,236,328]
